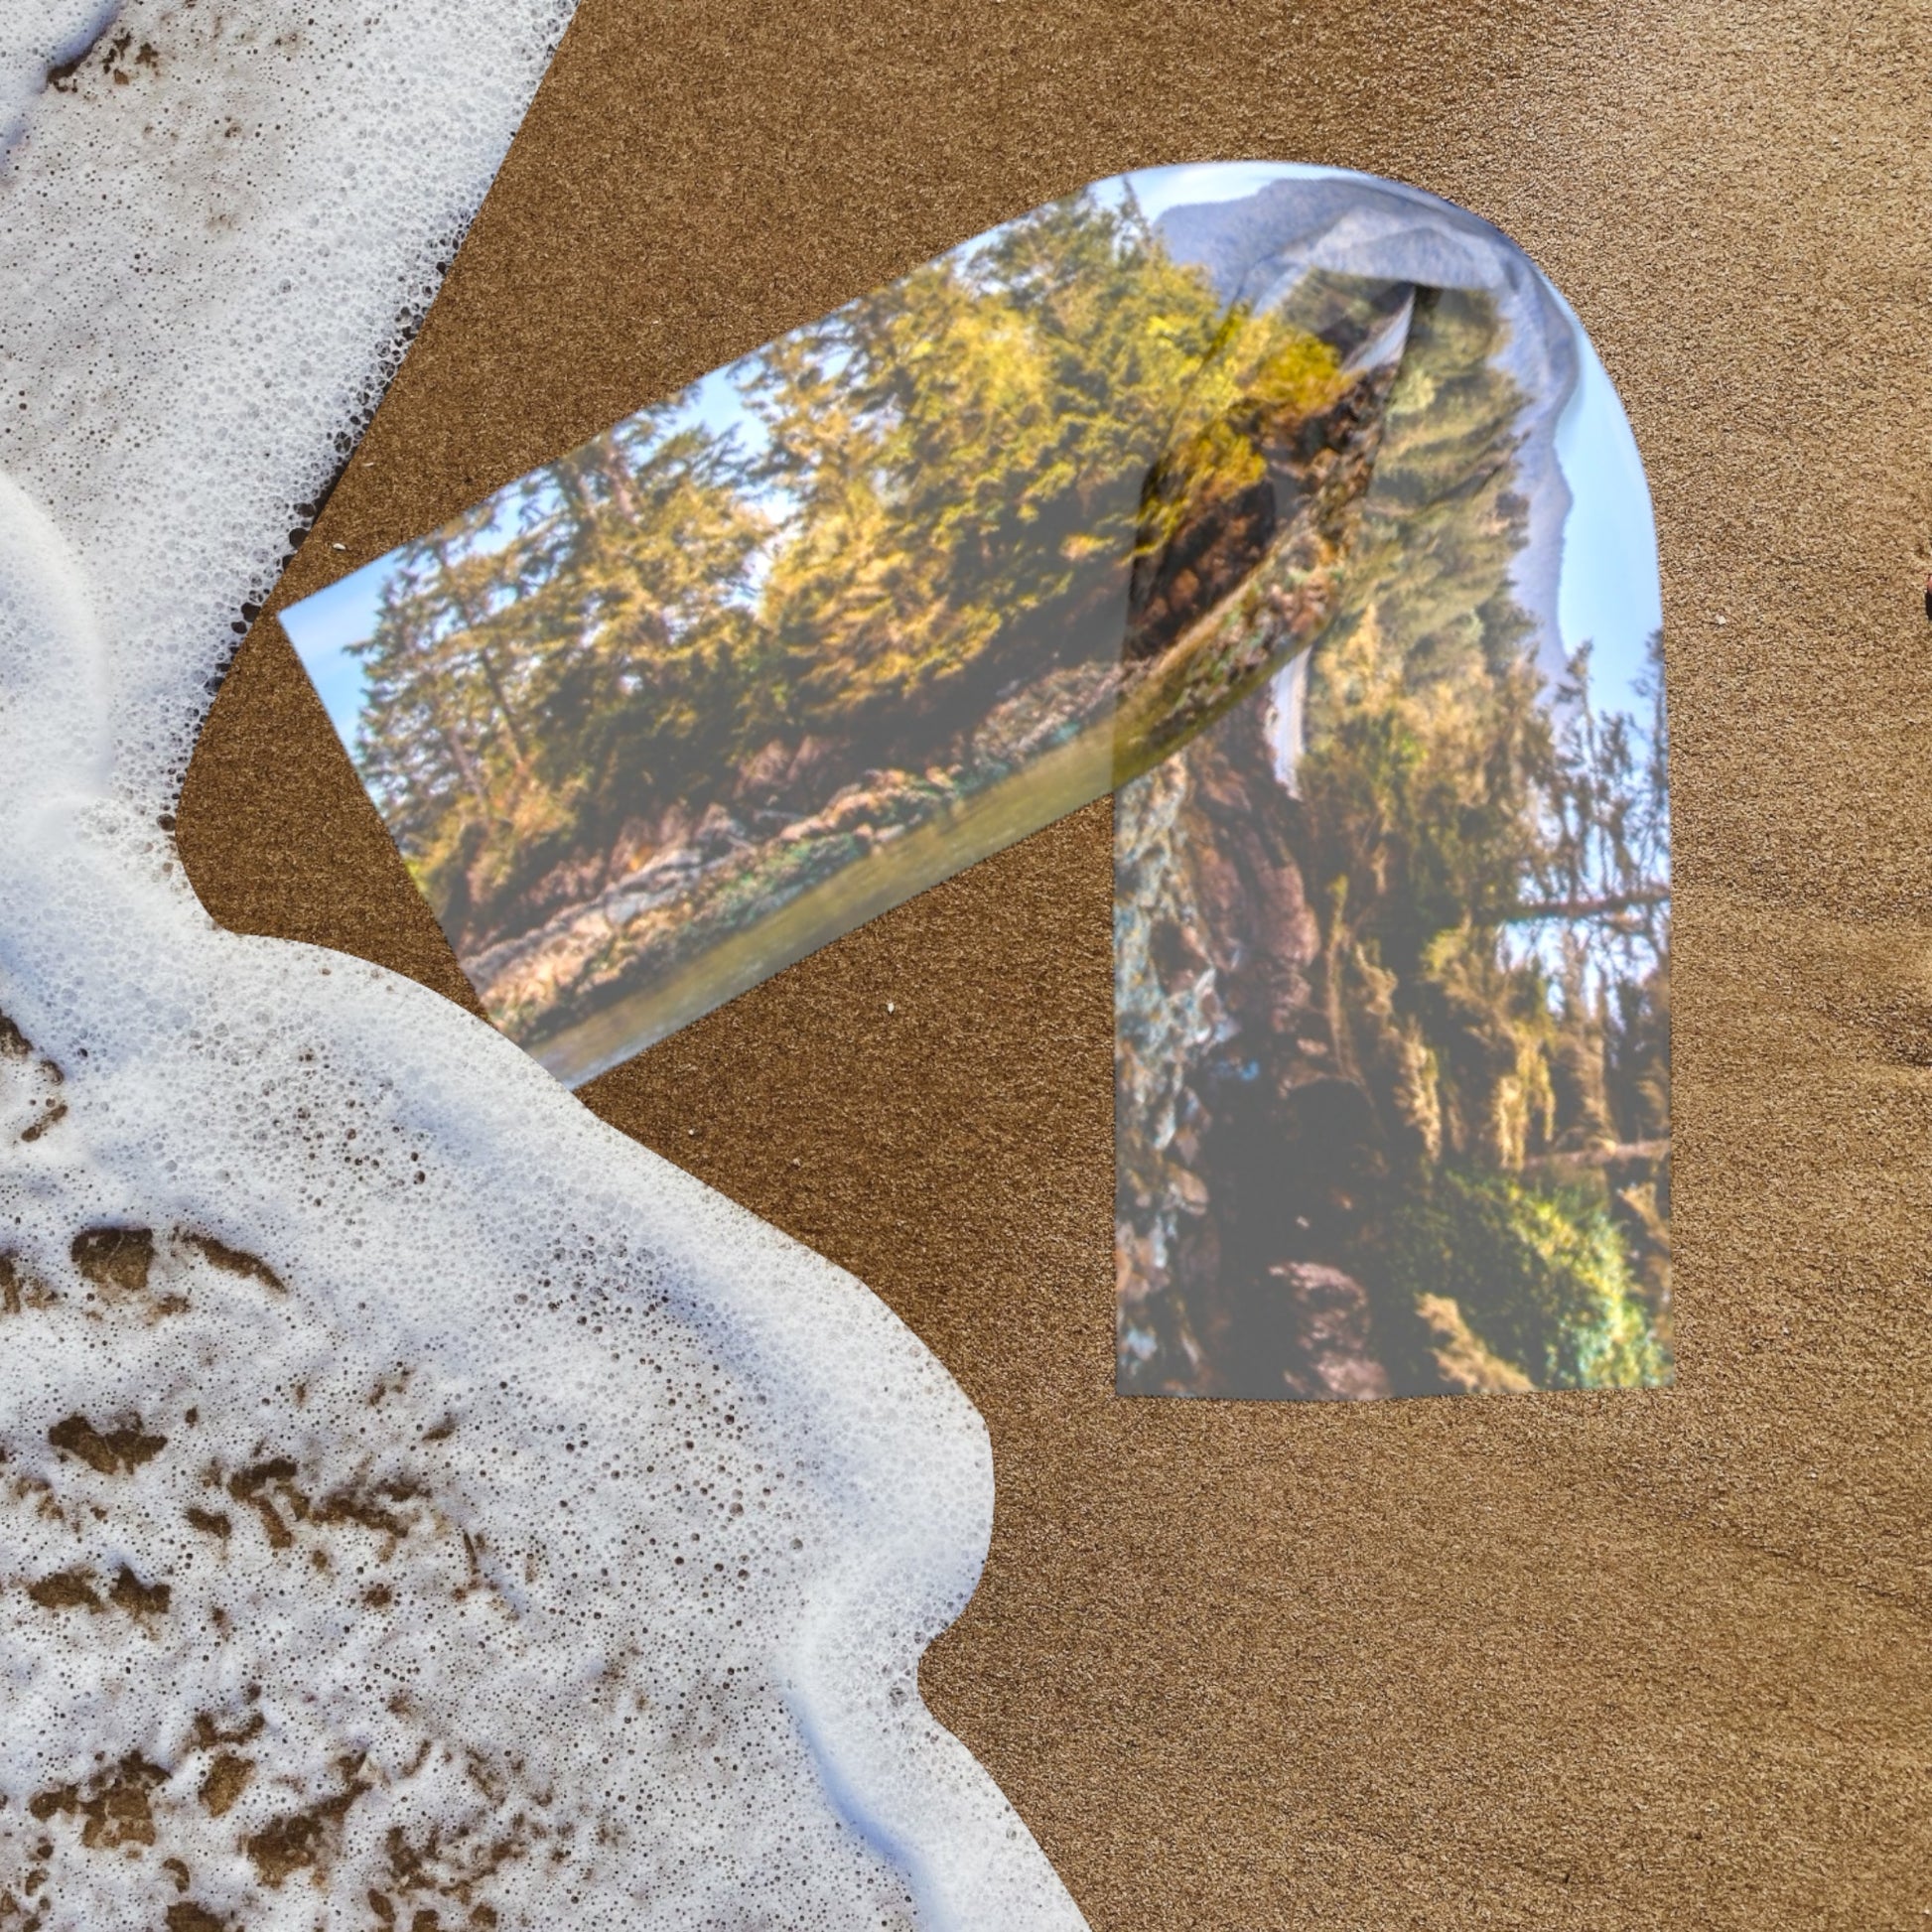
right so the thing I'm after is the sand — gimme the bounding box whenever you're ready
[178,1,1932,1923]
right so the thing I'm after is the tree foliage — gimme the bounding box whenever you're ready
[352,188,1271,950]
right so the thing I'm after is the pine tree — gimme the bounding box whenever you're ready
[351,408,761,944]
[742,188,1235,752]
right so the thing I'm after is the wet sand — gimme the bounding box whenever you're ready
[181,1,1932,1923]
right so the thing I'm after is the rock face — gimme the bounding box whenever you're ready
[1112,300,1492,1400]
[1115,661,1477,1402]
[1269,1264,1395,1402]
[1117,661,1394,1397]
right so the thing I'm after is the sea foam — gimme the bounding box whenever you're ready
[0,7,1086,1929]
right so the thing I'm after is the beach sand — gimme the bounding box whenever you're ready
[179,1,1932,1922]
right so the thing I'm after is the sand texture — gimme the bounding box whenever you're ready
[178,1,1932,1924]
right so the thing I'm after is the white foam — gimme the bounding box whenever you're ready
[0,9,1086,1929]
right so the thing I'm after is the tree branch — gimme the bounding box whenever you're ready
[1524,1139,1669,1172]
[1502,887,1670,923]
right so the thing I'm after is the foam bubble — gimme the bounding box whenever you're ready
[0,11,1086,1929]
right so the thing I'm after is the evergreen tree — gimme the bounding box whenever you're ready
[741,188,1236,748]
[352,407,762,943]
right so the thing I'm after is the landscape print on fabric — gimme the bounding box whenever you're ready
[1114,173,1671,1401]
[285,178,1418,1084]
[285,163,1670,1404]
